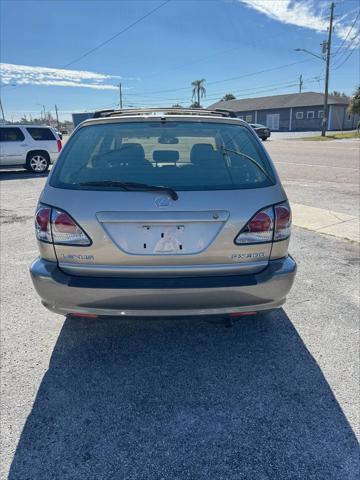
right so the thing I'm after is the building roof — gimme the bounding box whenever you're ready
[208,92,349,112]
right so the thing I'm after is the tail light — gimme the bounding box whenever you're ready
[235,202,291,244]
[57,139,62,152]
[35,205,52,242]
[35,204,91,245]
[51,208,91,245]
[235,207,274,244]
[274,202,291,240]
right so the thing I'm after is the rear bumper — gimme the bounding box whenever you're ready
[30,256,297,317]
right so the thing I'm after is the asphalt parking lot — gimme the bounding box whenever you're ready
[1,138,359,479]
[266,138,360,216]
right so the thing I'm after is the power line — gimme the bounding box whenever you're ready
[121,77,326,107]
[138,6,303,83]
[333,10,360,57]
[121,78,308,102]
[332,32,360,68]
[206,60,313,86]
[127,85,300,105]
[1,0,171,93]
[115,83,283,104]
[206,76,324,102]
[37,75,326,114]
[161,75,322,103]
[333,40,360,69]
[123,58,315,97]
[1,50,312,99]
[63,0,171,68]
[90,75,324,109]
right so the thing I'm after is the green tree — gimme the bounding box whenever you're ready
[191,79,206,107]
[172,104,183,108]
[348,86,360,115]
[221,93,236,101]
[331,90,349,99]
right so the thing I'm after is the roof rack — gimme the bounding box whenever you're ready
[92,107,237,119]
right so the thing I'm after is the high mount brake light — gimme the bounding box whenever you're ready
[235,202,291,245]
[34,205,91,245]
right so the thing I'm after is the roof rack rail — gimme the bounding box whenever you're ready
[92,107,238,119]
[212,108,237,118]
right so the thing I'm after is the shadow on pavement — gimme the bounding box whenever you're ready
[0,170,49,181]
[9,310,359,479]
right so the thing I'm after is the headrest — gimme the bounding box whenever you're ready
[190,143,220,164]
[153,150,180,163]
[119,143,146,161]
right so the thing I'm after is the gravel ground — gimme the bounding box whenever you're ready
[1,139,359,479]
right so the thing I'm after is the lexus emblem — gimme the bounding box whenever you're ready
[154,196,171,208]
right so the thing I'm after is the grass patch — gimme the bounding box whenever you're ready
[299,131,360,141]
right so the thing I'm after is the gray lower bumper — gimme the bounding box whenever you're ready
[30,256,297,317]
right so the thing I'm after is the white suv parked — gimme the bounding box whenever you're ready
[0,125,62,173]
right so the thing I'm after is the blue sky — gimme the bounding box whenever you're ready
[0,0,359,121]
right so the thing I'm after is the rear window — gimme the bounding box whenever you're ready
[0,127,25,142]
[50,121,275,191]
[26,127,56,141]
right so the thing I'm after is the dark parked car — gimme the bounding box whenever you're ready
[249,123,271,141]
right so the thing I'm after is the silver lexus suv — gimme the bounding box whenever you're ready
[30,108,296,318]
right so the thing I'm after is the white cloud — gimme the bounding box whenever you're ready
[0,63,121,90]
[240,1,359,42]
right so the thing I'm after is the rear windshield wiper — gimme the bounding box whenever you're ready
[220,147,273,182]
[79,181,179,200]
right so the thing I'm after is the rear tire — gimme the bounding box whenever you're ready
[261,137,268,141]
[26,152,50,173]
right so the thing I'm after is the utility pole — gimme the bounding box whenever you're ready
[55,104,60,129]
[321,2,335,137]
[0,83,17,123]
[299,74,303,93]
[119,83,123,109]
[0,98,5,122]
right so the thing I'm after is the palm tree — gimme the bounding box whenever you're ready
[191,79,206,107]
[348,85,360,115]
